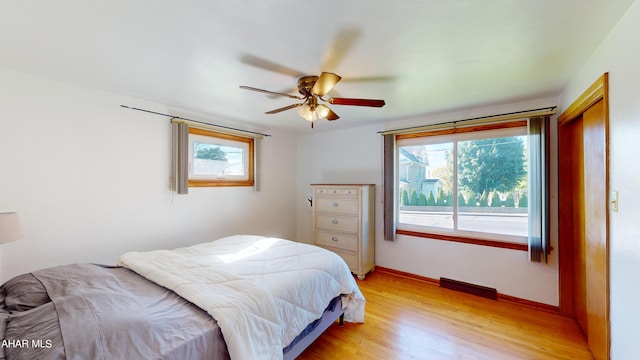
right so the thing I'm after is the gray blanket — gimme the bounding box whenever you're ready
[1,264,229,360]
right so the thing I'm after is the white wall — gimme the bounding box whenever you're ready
[0,67,298,282]
[295,123,384,245]
[296,97,560,305]
[559,0,640,357]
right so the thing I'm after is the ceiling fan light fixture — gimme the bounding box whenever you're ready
[298,103,330,122]
[298,104,313,121]
[316,104,330,119]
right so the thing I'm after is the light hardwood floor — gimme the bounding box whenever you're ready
[298,268,593,360]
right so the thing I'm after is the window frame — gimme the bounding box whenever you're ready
[394,120,530,251]
[187,127,255,188]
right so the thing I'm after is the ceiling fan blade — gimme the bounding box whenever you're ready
[325,108,340,121]
[239,54,305,78]
[328,98,386,107]
[341,75,397,83]
[320,28,362,72]
[265,103,303,114]
[312,72,342,97]
[239,86,303,100]
[267,87,298,99]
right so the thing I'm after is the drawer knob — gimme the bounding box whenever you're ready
[332,202,339,207]
[332,219,339,224]
[331,236,339,242]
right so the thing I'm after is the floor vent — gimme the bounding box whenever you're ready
[440,277,497,300]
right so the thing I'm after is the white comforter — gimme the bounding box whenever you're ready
[119,235,365,360]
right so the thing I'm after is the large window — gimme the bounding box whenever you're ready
[383,114,551,260]
[395,121,534,247]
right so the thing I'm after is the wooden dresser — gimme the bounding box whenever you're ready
[311,184,375,280]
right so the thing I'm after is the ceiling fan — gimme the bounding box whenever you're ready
[240,72,385,128]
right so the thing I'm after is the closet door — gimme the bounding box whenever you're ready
[582,99,608,360]
[558,73,609,360]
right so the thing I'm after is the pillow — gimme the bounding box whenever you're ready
[0,273,50,312]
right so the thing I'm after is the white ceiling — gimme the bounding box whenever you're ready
[0,1,634,134]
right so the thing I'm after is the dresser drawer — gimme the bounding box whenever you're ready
[315,187,359,196]
[340,188,359,196]
[316,197,358,214]
[316,215,358,233]
[315,230,358,251]
[331,248,358,270]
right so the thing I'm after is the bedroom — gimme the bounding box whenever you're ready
[1,1,639,359]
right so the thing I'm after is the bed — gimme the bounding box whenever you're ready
[0,235,365,360]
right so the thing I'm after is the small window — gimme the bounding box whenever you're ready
[187,128,254,187]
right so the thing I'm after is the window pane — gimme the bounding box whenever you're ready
[193,143,245,177]
[457,135,528,237]
[186,127,254,187]
[398,143,454,230]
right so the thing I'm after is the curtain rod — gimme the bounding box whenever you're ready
[378,106,557,136]
[120,105,271,138]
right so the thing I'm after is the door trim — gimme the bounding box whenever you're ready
[558,74,608,125]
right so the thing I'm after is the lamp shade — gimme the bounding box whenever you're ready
[298,104,330,122]
[0,212,23,244]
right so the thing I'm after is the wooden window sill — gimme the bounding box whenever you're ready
[396,229,528,251]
